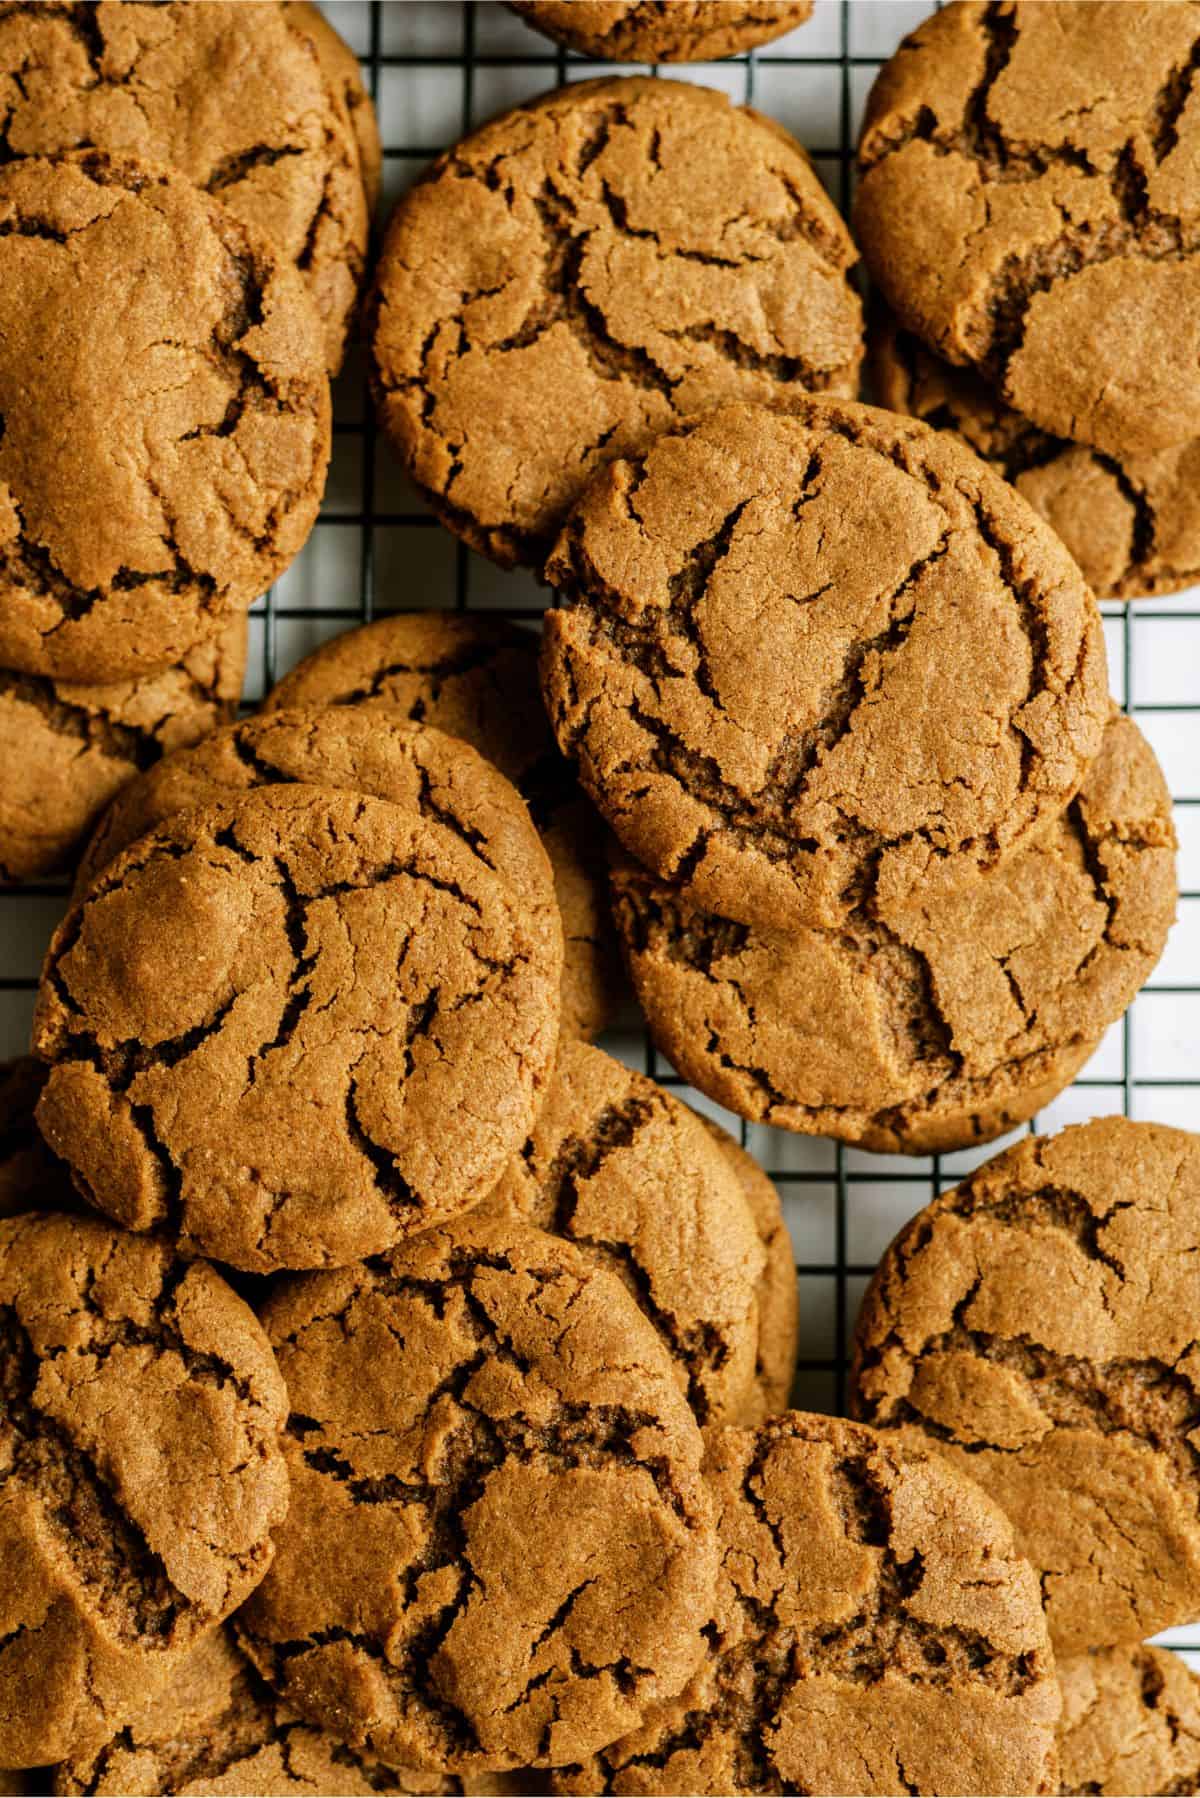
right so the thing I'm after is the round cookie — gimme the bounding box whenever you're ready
[33,785,561,1274]
[284,2,382,216]
[552,1411,1060,1796]
[507,3,813,62]
[266,613,621,1043]
[236,1219,719,1775]
[475,1039,768,1424]
[0,1211,288,1768]
[0,153,330,684]
[0,0,370,371]
[611,710,1176,1155]
[368,76,861,568]
[0,616,246,885]
[1058,1644,1200,1798]
[692,1114,798,1417]
[544,396,1109,933]
[855,1,1200,459]
[851,1117,1200,1654]
[0,1057,79,1219]
[872,306,1200,603]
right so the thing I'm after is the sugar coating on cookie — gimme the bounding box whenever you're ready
[368,76,861,567]
[0,1212,288,1768]
[852,1118,1200,1654]
[237,1219,718,1774]
[266,613,620,1043]
[0,1057,79,1220]
[0,616,246,885]
[508,2,813,62]
[1057,1644,1200,1798]
[553,1411,1060,1797]
[0,0,370,371]
[871,306,1200,603]
[855,1,1200,458]
[611,710,1176,1155]
[476,1039,770,1424]
[544,396,1109,933]
[52,1627,456,1796]
[0,153,330,684]
[33,785,562,1274]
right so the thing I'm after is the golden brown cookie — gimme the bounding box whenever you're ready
[1057,1644,1200,1798]
[553,1411,1060,1796]
[855,1,1200,458]
[52,1627,477,1796]
[284,1,382,217]
[693,1114,797,1418]
[611,710,1176,1155]
[0,0,370,371]
[508,2,813,61]
[871,306,1200,603]
[0,1057,79,1219]
[0,152,330,684]
[33,785,561,1274]
[0,1211,288,1768]
[475,1039,768,1424]
[236,1219,719,1775]
[544,396,1109,933]
[852,1118,1200,1655]
[0,616,246,885]
[368,76,861,568]
[266,613,621,1042]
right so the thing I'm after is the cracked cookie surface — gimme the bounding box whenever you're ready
[475,1039,770,1426]
[544,396,1108,933]
[871,305,1200,603]
[0,152,330,684]
[851,1117,1200,1654]
[0,615,246,885]
[1057,1643,1200,1797]
[367,76,861,569]
[507,3,813,62]
[33,784,562,1274]
[0,0,370,372]
[552,1411,1059,1796]
[266,613,620,1043]
[855,0,1200,458]
[0,1211,288,1767]
[610,710,1176,1155]
[284,1,382,218]
[0,1057,79,1219]
[236,1218,718,1775]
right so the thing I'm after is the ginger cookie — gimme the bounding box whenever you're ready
[611,710,1176,1155]
[267,613,620,1042]
[236,1219,719,1775]
[1057,1644,1200,1798]
[553,1412,1060,1797]
[0,153,330,685]
[0,616,246,885]
[0,1057,78,1219]
[73,709,559,981]
[284,1,382,216]
[368,76,861,568]
[851,1117,1200,1654]
[508,3,813,62]
[0,1211,288,1768]
[52,1626,488,1796]
[33,785,561,1274]
[475,1039,769,1425]
[872,306,1200,603]
[855,1,1200,459]
[693,1114,798,1418]
[544,396,1108,933]
[0,0,370,371]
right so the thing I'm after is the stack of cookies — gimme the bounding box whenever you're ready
[0,2,1197,1795]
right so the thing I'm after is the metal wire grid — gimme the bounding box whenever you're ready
[0,0,1198,1650]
